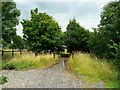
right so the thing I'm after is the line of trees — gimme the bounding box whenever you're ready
[2,0,120,63]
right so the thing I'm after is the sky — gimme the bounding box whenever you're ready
[13,0,115,37]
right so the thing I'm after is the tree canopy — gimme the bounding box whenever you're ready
[12,35,25,49]
[2,0,21,48]
[89,1,120,60]
[64,18,90,52]
[21,8,62,53]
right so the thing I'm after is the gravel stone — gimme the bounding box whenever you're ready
[0,59,104,88]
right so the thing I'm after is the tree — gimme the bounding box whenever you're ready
[2,0,21,48]
[0,3,1,49]
[12,35,25,49]
[64,18,90,52]
[89,1,120,59]
[21,8,62,54]
[100,1,120,59]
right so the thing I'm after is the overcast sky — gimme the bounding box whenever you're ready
[14,0,115,37]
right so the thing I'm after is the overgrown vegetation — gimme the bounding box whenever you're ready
[2,53,59,70]
[63,1,120,87]
[67,53,119,88]
[1,0,120,88]
[88,1,120,86]
[0,76,8,84]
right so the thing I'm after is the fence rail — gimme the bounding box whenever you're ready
[0,49,73,60]
[0,50,57,60]
[0,49,24,57]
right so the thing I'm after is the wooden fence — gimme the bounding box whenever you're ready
[0,50,57,60]
[0,49,73,60]
[0,49,24,57]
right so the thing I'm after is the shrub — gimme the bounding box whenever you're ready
[0,76,8,84]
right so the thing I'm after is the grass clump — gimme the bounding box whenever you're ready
[0,76,8,84]
[67,53,119,88]
[3,53,59,70]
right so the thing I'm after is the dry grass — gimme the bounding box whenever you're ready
[67,52,119,88]
[2,53,59,70]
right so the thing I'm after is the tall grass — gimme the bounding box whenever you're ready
[2,53,59,70]
[67,53,119,88]
[2,52,20,61]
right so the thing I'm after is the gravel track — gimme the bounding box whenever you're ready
[1,59,104,88]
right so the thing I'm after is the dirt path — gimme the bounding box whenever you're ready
[1,59,104,88]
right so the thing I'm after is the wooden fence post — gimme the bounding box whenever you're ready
[12,49,14,56]
[20,49,22,55]
[53,52,55,58]
[35,52,37,57]
[2,50,4,57]
[72,51,74,58]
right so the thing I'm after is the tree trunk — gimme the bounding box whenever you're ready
[35,52,37,56]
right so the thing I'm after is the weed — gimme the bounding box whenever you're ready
[0,76,8,84]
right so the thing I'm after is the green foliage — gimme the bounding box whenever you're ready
[0,76,8,84]
[12,35,25,49]
[2,0,21,48]
[3,60,34,70]
[21,8,62,53]
[89,1,120,60]
[3,62,16,70]
[64,18,90,52]
[88,1,120,87]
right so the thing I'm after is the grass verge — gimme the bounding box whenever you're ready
[67,52,119,88]
[2,53,59,70]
